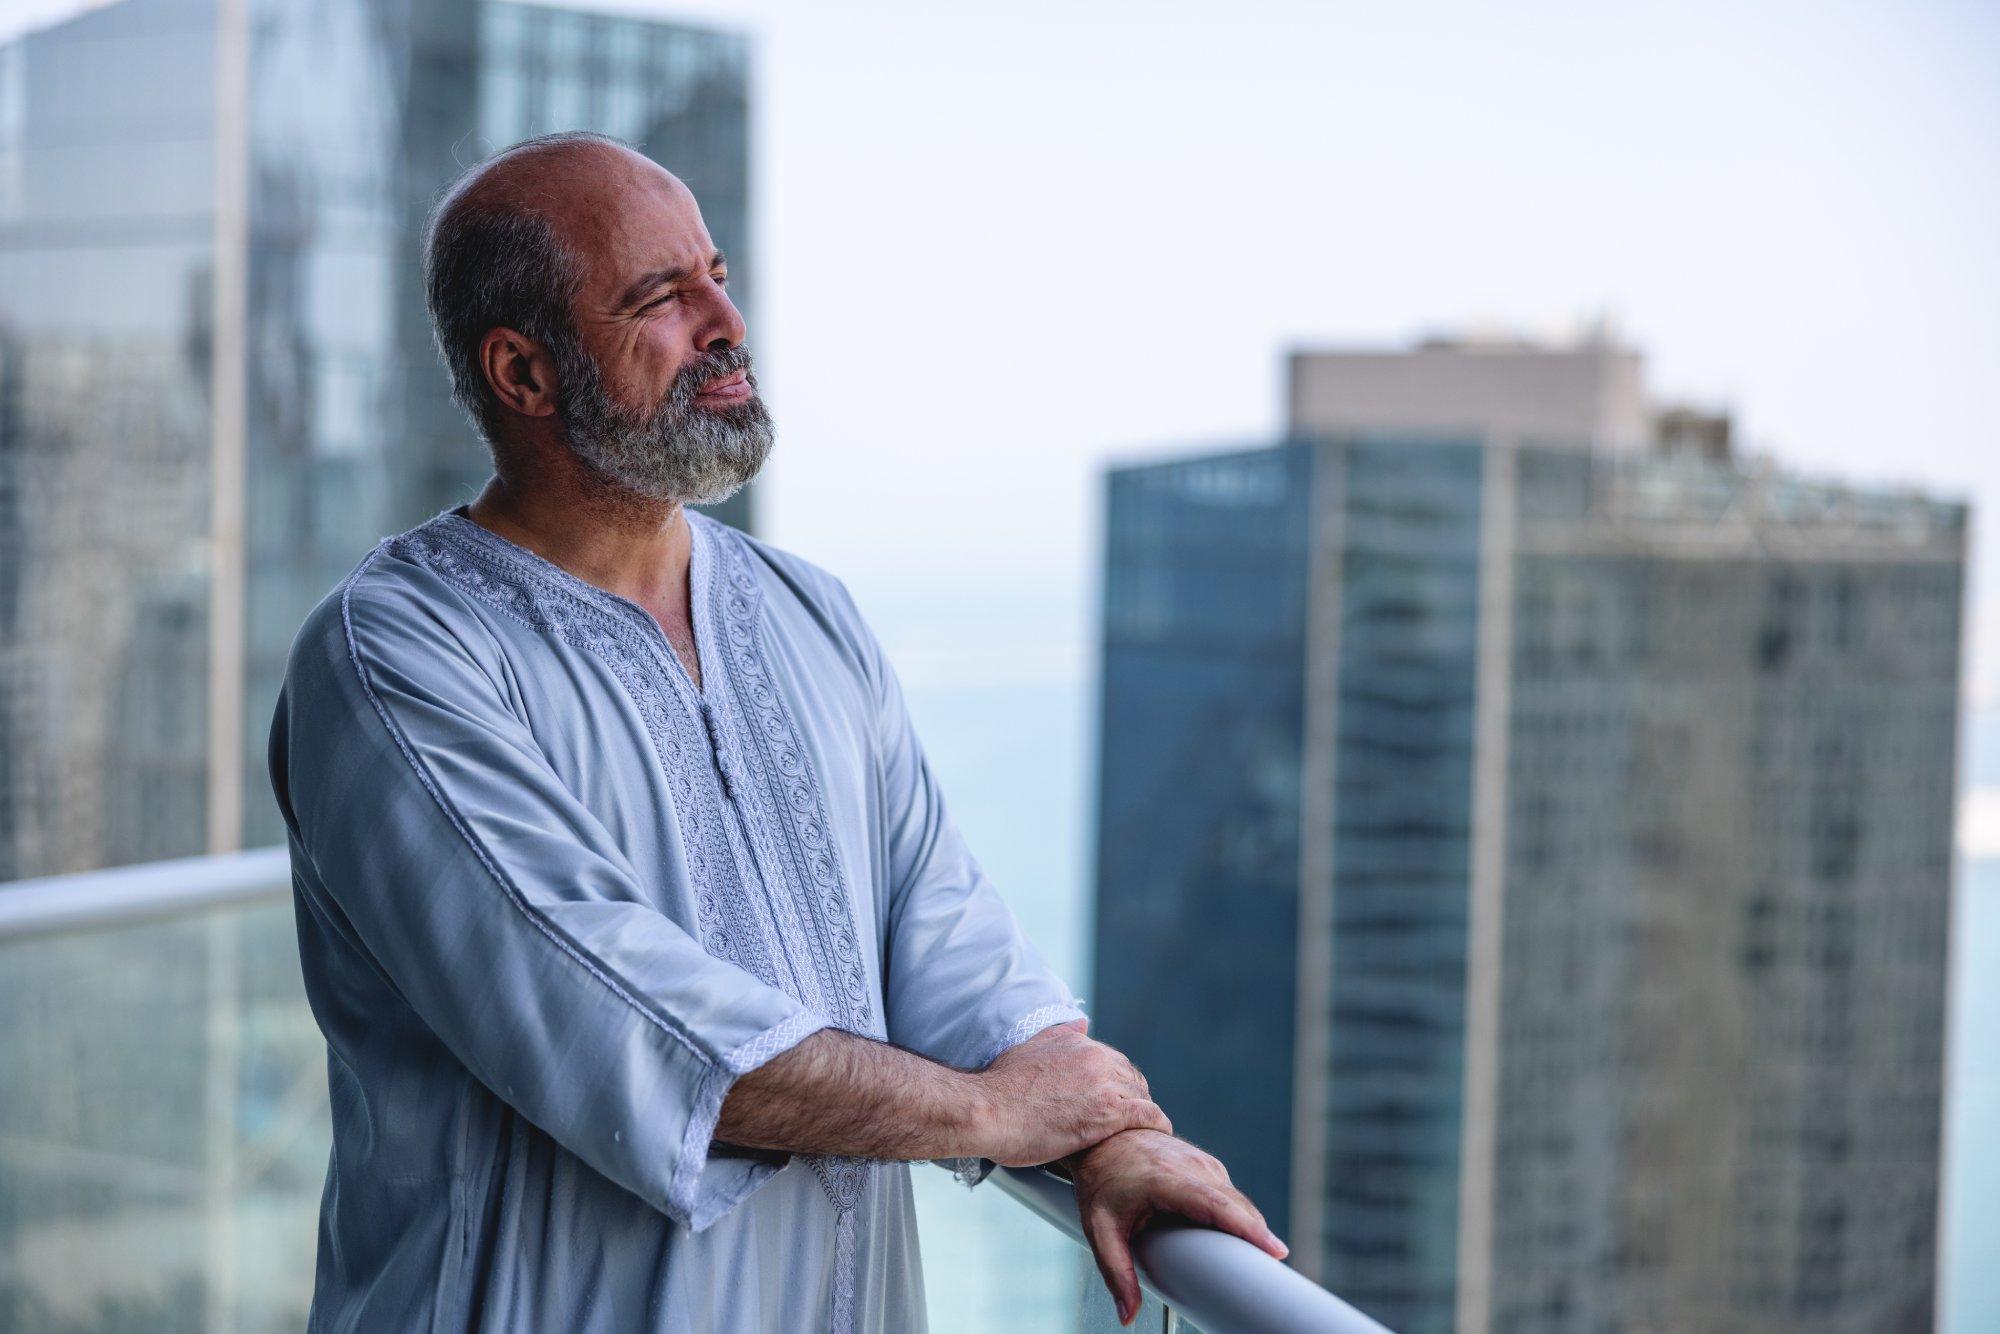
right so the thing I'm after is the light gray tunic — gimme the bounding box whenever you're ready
[267,507,1082,1333]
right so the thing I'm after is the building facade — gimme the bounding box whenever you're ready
[1094,403,1963,1331]
[0,4,753,1328]
[0,0,754,881]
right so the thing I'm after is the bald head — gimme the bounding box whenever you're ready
[442,133,689,267]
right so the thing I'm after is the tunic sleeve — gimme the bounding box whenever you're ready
[272,562,828,1231]
[835,581,1085,1182]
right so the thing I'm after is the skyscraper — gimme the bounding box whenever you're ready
[1092,336,1964,1333]
[0,0,754,881]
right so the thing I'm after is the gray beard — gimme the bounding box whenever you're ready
[554,342,774,506]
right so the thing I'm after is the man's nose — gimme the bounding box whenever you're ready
[697,282,747,352]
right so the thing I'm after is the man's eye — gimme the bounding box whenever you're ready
[712,273,728,286]
[643,293,676,311]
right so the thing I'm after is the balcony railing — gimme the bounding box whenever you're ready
[0,852,1391,1333]
[992,1167,1390,1333]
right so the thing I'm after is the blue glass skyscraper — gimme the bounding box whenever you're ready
[1094,398,1964,1334]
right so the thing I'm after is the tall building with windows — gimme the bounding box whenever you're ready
[0,4,755,1329]
[0,0,754,881]
[1092,337,1965,1334]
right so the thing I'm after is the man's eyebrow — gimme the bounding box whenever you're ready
[615,251,729,310]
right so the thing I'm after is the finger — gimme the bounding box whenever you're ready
[1237,1206,1289,1260]
[1125,1099,1173,1138]
[1169,1182,1289,1260]
[1216,1188,1285,1257]
[1083,1207,1142,1326]
[1248,1209,1287,1258]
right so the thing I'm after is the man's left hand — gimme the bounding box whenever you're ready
[1065,1127,1288,1326]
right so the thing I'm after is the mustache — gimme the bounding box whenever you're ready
[668,345,757,409]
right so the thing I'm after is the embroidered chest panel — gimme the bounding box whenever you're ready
[387,513,877,1046]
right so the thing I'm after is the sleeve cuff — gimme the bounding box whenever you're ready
[936,1000,1089,1191]
[937,1155,998,1188]
[668,1008,832,1230]
[972,1000,1087,1070]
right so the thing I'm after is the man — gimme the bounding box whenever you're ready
[268,131,1282,1333]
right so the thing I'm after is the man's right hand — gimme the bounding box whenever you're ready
[972,1025,1172,1167]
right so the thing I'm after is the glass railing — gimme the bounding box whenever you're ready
[0,852,1387,1333]
[0,850,324,1333]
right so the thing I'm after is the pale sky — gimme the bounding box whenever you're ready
[5,0,1997,695]
[641,0,2000,698]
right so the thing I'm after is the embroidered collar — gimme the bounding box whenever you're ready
[429,506,720,697]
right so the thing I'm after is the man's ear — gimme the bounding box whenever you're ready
[479,327,561,420]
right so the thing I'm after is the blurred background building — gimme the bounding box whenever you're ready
[0,0,753,884]
[1094,334,1964,1333]
[0,0,752,1327]
[1285,328,1650,450]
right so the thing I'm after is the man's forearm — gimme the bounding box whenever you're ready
[715,1028,987,1161]
[717,1022,1172,1168]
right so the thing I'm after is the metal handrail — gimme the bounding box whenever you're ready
[0,846,291,940]
[2,852,1392,1331]
[993,1166,1394,1334]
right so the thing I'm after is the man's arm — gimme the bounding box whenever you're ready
[717,1023,1172,1165]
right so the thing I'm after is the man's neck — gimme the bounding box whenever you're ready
[463,472,692,613]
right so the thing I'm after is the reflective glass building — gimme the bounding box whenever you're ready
[1093,434,1964,1334]
[0,2,751,1328]
[0,0,754,881]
